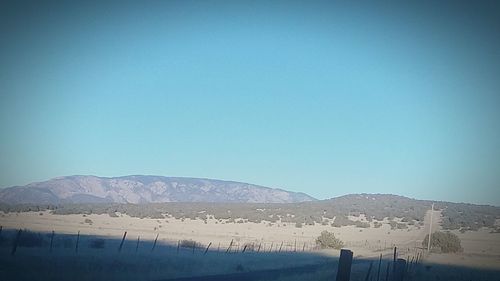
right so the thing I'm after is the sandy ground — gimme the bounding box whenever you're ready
[1,209,499,269]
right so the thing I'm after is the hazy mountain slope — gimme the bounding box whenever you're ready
[0,175,316,204]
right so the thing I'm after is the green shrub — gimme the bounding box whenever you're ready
[389,221,397,230]
[396,222,407,229]
[354,221,370,228]
[180,239,202,249]
[332,215,356,227]
[315,230,344,249]
[422,231,463,253]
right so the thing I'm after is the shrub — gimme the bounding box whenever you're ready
[389,221,397,230]
[422,231,463,253]
[89,238,105,249]
[180,239,202,249]
[108,211,118,218]
[305,216,315,226]
[84,218,93,224]
[315,230,344,249]
[295,222,303,228]
[354,221,370,228]
[396,223,407,229]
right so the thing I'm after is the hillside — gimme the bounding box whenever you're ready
[0,175,315,204]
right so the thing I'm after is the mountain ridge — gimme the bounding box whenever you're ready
[0,175,316,204]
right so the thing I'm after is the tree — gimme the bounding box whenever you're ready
[422,231,463,253]
[315,230,344,249]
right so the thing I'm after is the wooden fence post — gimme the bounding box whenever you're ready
[257,243,261,252]
[278,241,283,252]
[151,233,159,252]
[75,231,80,253]
[204,242,212,255]
[49,231,55,253]
[269,242,273,253]
[392,247,397,277]
[242,244,247,253]
[303,242,306,252]
[336,249,353,281]
[11,229,22,256]
[226,239,233,253]
[136,236,140,253]
[118,231,127,252]
[177,240,180,254]
[192,241,196,254]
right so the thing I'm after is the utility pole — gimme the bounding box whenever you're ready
[427,203,434,252]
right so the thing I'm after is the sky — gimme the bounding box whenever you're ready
[1,0,499,205]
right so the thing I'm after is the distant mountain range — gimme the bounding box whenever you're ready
[1,176,499,232]
[0,175,316,204]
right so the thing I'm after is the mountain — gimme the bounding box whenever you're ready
[0,175,316,204]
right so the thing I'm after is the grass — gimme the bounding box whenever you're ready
[0,230,333,281]
[1,229,499,281]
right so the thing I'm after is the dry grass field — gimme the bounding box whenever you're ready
[1,209,499,280]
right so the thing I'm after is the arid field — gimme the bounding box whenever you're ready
[1,209,499,280]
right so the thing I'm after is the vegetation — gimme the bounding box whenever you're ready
[439,203,499,231]
[422,231,463,253]
[1,194,499,231]
[331,215,356,227]
[180,239,202,249]
[315,231,344,249]
[354,221,370,228]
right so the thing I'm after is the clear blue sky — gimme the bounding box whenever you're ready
[1,1,499,205]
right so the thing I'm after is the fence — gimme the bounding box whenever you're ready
[0,227,326,256]
[335,246,425,281]
[0,226,427,255]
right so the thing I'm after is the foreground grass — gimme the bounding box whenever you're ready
[0,245,332,281]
